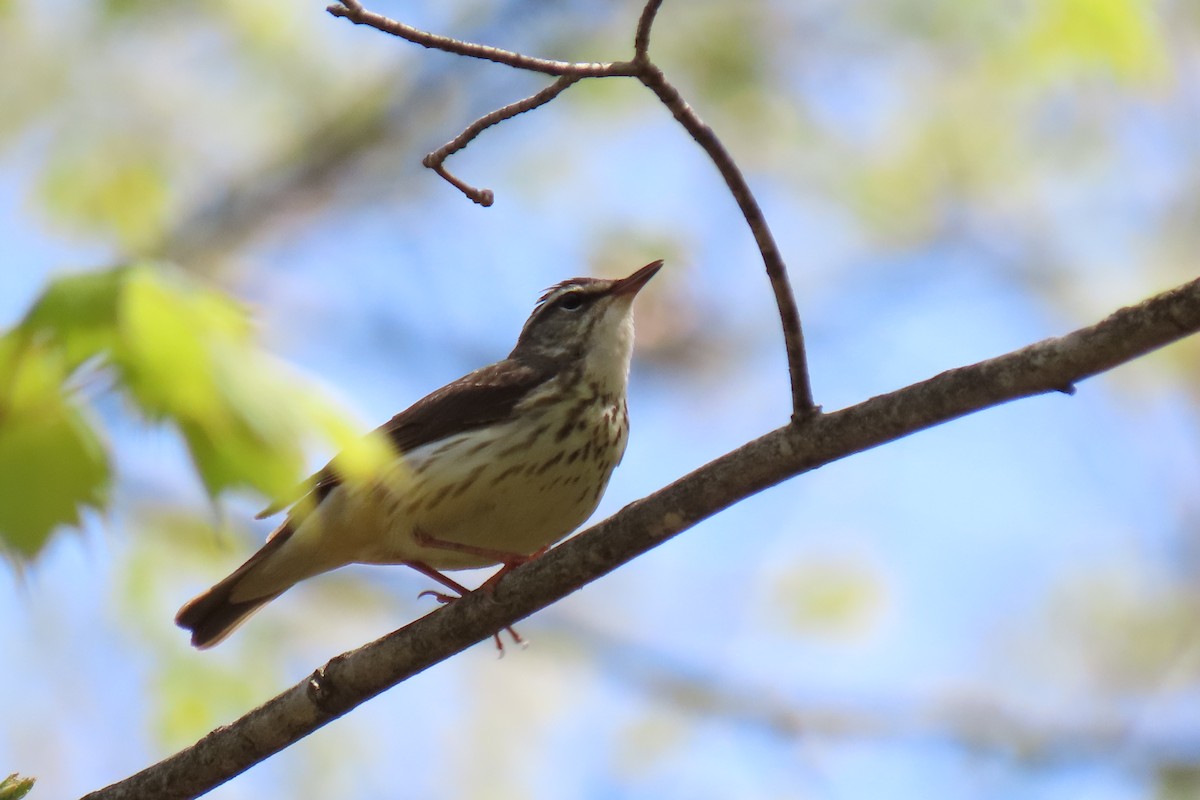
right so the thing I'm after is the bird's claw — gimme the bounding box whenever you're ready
[417,589,456,605]
[416,585,526,654]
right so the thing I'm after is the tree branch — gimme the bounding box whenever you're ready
[633,0,665,59]
[326,1,637,77]
[83,277,1200,800]
[421,75,582,206]
[635,62,815,418]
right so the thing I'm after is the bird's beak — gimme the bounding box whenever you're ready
[610,260,664,297]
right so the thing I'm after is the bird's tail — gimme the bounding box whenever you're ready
[175,525,296,649]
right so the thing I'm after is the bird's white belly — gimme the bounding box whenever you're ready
[320,402,628,570]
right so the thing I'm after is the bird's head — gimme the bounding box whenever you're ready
[510,260,663,386]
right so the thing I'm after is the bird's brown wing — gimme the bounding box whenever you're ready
[255,359,549,519]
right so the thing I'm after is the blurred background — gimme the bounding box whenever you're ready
[3,0,1200,798]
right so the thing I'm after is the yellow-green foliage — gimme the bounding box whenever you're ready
[0,262,361,558]
[0,774,34,800]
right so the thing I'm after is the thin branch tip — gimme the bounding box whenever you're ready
[426,161,495,206]
[323,1,622,76]
[326,0,360,17]
[423,76,578,208]
[634,0,666,57]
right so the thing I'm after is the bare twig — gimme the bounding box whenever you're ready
[636,63,815,418]
[327,2,637,78]
[634,0,666,59]
[423,161,495,207]
[83,278,1200,800]
[422,75,582,206]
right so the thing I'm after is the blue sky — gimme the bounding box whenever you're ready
[3,2,1200,798]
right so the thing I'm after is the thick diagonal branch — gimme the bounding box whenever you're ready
[83,277,1200,800]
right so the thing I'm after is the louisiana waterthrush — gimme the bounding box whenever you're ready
[176,260,662,648]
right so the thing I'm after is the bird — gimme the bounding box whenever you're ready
[176,260,663,649]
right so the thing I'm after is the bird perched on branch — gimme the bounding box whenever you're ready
[176,260,662,649]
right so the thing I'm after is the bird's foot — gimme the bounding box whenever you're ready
[476,545,550,595]
[411,569,526,654]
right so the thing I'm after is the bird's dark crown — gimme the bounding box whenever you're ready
[512,278,618,353]
[510,261,661,362]
[535,277,610,307]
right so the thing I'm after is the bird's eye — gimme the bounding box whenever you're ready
[557,293,584,311]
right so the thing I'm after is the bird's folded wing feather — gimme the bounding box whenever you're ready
[255,359,549,519]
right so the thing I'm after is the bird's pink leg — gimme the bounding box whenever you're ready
[410,527,548,579]
[404,559,524,653]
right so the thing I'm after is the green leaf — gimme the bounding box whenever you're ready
[0,774,35,800]
[114,267,232,422]
[1012,0,1167,83]
[0,339,110,557]
[2,262,364,555]
[19,267,126,372]
[111,265,310,500]
[38,141,171,250]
